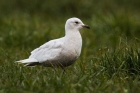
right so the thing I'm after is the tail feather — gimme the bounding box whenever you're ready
[16,58,40,67]
[16,58,40,66]
[16,58,38,63]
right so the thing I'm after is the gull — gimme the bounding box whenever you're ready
[16,17,90,70]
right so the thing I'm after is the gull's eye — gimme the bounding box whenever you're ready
[75,21,79,24]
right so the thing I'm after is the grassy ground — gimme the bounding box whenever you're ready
[0,0,140,93]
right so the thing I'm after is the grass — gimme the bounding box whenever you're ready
[1,0,140,93]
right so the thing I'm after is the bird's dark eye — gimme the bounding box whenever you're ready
[75,21,79,24]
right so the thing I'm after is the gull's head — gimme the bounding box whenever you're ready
[65,17,90,31]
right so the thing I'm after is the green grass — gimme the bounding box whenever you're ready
[1,0,140,93]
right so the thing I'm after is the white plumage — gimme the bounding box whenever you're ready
[16,17,90,68]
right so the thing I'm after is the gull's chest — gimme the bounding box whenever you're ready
[63,36,82,57]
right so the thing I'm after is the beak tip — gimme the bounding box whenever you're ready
[83,25,90,29]
[87,26,90,29]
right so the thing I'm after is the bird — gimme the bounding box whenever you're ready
[16,17,90,70]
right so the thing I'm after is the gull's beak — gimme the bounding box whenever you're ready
[82,24,90,29]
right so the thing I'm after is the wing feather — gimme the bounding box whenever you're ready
[29,38,64,63]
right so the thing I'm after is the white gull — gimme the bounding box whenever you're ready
[16,17,90,69]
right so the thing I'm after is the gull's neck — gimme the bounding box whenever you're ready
[65,29,81,38]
